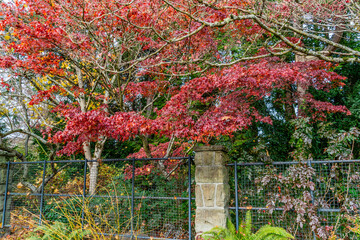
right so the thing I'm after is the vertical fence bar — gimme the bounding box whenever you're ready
[308,160,316,240]
[188,156,192,240]
[1,162,10,228]
[39,160,47,225]
[81,159,88,229]
[234,161,239,231]
[131,158,135,239]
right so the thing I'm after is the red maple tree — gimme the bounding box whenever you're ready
[0,0,352,192]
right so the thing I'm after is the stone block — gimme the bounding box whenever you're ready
[0,156,6,163]
[201,184,215,207]
[195,166,229,184]
[194,145,228,153]
[195,208,229,234]
[202,151,215,166]
[194,152,203,166]
[215,184,230,207]
[214,151,229,166]
[194,151,215,166]
[0,185,5,193]
[0,170,7,183]
[195,185,203,207]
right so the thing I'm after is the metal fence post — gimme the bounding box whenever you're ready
[131,158,135,239]
[307,160,316,240]
[39,160,47,225]
[234,161,239,231]
[188,156,192,240]
[1,162,10,228]
[81,159,88,229]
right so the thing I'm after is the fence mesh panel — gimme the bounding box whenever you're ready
[10,157,360,239]
[2,157,194,239]
[229,160,360,240]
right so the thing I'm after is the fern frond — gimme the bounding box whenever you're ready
[202,213,294,240]
[245,211,252,237]
[254,225,295,240]
[202,226,228,240]
[227,218,236,235]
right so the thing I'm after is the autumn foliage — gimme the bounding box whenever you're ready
[0,0,352,157]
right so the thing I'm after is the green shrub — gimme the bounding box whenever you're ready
[202,211,294,240]
[26,221,91,240]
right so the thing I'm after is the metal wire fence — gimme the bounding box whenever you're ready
[5,155,360,239]
[1,157,195,239]
[228,159,360,240]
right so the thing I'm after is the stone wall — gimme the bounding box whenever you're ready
[194,145,230,236]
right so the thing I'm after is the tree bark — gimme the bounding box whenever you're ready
[140,135,152,158]
[76,67,109,195]
[88,162,99,195]
[294,25,343,118]
[88,137,107,195]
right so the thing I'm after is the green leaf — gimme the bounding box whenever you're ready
[254,225,295,240]
[245,211,252,237]
[202,211,294,240]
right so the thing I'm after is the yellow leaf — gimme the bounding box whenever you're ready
[221,116,232,120]
[17,182,23,189]
[4,35,10,40]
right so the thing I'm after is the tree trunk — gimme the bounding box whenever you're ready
[295,54,320,118]
[88,137,107,195]
[140,135,152,158]
[88,162,99,195]
[294,24,344,118]
[82,141,99,195]
[76,66,109,195]
[284,85,296,122]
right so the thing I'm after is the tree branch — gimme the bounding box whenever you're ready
[1,129,48,145]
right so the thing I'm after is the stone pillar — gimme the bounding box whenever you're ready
[0,154,11,232]
[194,145,230,236]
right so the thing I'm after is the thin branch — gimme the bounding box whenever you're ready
[1,129,48,145]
